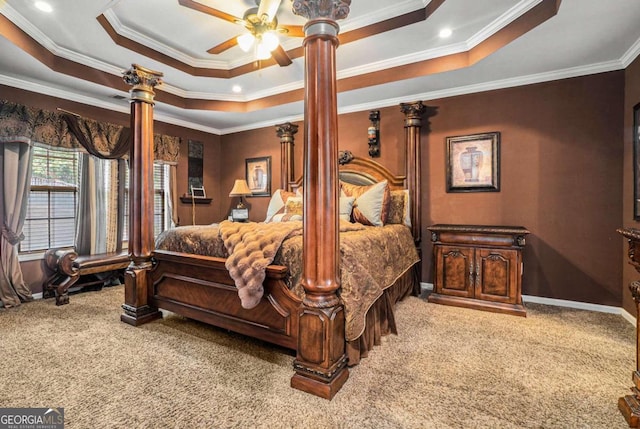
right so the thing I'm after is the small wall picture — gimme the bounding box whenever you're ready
[246,156,271,197]
[446,132,500,193]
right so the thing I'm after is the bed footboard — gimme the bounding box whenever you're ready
[150,250,302,350]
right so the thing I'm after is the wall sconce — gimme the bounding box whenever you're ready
[368,110,380,158]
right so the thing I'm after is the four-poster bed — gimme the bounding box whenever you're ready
[120,1,428,399]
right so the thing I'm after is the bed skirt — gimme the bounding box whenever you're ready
[346,262,419,365]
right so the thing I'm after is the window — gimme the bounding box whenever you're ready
[122,163,171,242]
[20,150,169,254]
[20,147,79,253]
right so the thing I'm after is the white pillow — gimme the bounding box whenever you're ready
[264,189,296,222]
[340,196,355,222]
[340,180,389,226]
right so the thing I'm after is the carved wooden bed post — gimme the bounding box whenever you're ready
[276,122,298,191]
[120,64,163,326]
[400,101,426,293]
[400,101,426,248]
[290,0,351,400]
[618,227,640,427]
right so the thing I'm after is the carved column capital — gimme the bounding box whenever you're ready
[276,122,299,141]
[400,101,426,127]
[122,64,163,104]
[292,0,351,21]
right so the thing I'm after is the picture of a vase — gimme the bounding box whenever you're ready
[459,146,483,182]
[252,165,265,190]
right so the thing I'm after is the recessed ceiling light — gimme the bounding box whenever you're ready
[439,28,452,38]
[232,85,242,93]
[34,1,53,12]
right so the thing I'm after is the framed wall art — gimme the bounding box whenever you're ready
[245,156,271,197]
[446,132,500,193]
[634,103,640,220]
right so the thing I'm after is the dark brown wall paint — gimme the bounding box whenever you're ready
[622,56,640,315]
[228,72,625,307]
[424,72,624,306]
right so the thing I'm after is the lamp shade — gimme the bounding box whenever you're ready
[229,179,252,197]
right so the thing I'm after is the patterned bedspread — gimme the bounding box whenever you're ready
[155,222,419,341]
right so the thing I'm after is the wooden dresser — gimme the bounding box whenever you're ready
[427,224,530,317]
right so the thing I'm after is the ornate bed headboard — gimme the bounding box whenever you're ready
[337,151,406,189]
[289,151,406,189]
[275,101,426,247]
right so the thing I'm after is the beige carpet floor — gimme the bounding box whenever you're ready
[0,285,635,428]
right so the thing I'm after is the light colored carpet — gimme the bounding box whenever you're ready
[0,285,635,428]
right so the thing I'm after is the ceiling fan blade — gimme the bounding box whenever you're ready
[207,36,239,55]
[178,0,244,25]
[278,25,305,38]
[272,45,293,67]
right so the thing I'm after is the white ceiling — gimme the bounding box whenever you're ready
[1,0,639,135]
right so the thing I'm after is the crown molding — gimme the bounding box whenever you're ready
[467,0,543,48]
[221,111,304,135]
[219,59,625,134]
[621,36,640,68]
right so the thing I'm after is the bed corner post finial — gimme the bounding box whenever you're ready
[290,0,351,400]
[120,64,163,327]
[276,122,298,191]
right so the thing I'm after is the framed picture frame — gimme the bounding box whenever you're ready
[190,186,206,198]
[245,156,271,197]
[446,132,500,193]
[634,103,640,220]
[231,208,249,222]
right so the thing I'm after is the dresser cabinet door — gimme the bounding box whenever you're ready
[436,245,475,298]
[474,248,518,304]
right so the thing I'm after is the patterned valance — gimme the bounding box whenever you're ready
[0,100,180,164]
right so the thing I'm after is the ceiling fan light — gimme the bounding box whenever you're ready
[238,33,255,52]
[262,32,279,52]
[256,42,271,60]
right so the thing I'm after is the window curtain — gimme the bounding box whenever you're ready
[75,154,120,255]
[0,139,33,308]
[1,100,181,256]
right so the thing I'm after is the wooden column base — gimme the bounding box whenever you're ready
[619,371,640,427]
[291,364,349,400]
[120,304,162,326]
[120,265,162,326]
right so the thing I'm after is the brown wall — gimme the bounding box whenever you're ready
[622,56,640,314]
[227,72,625,307]
[425,72,624,306]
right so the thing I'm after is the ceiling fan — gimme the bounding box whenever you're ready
[178,0,305,67]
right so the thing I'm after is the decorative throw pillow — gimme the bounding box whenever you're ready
[264,189,296,222]
[339,196,356,222]
[387,189,411,227]
[340,180,390,226]
[284,197,303,216]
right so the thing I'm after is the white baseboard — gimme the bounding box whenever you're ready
[420,282,636,326]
